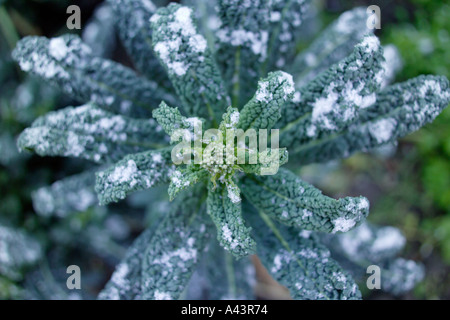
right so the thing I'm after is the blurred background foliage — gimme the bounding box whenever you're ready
[0,0,449,299]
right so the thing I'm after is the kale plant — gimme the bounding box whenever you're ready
[11,0,450,300]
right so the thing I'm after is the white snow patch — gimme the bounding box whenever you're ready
[368,118,397,144]
[49,37,68,61]
[154,291,172,300]
[332,217,356,233]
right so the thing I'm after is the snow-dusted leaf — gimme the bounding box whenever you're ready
[292,7,373,87]
[239,148,289,176]
[98,227,153,300]
[241,168,369,234]
[32,170,97,218]
[323,223,424,296]
[265,0,312,71]
[107,0,171,86]
[168,166,208,201]
[0,224,42,280]
[380,258,424,295]
[215,0,270,107]
[206,182,256,259]
[294,75,450,164]
[185,240,255,300]
[141,187,212,300]
[325,223,406,263]
[12,35,176,118]
[95,148,175,205]
[151,4,230,123]
[244,205,361,300]
[238,71,295,131]
[181,0,219,51]
[152,101,203,140]
[17,103,167,163]
[82,3,116,58]
[279,35,385,149]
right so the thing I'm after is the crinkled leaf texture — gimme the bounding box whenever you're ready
[99,187,211,300]
[11,0,450,301]
[241,168,369,234]
[244,204,361,300]
[322,222,425,296]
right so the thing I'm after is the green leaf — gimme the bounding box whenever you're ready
[12,35,176,118]
[380,258,424,296]
[241,168,369,233]
[107,0,171,87]
[279,35,385,150]
[140,187,212,300]
[185,240,255,300]
[325,223,406,263]
[151,4,230,123]
[265,0,312,72]
[206,182,256,259]
[17,103,167,163]
[168,166,208,201]
[293,75,450,164]
[152,101,203,140]
[95,148,174,205]
[98,227,154,300]
[238,71,295,131]
[292,7,373,87]
[239,148,289,176]
[0,224,42,281]
[215,0,270,107]
[244,204,361,300]
[82,3,116,58]
[323,223,424,296]
[32,170,97,218]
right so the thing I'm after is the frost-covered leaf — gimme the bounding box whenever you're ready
[206,182,256,259]
[294,75,450,164]
[265,0,312,71]
[0,225,42,280]
[168,166,208,201]
[380,258,424,295]
[323,223,424,296]
[240,148,289,176]
[244,205,361,300]
[152,101,203,140]
[95,148,175,205]
[238,71,295,131]
[325,223,406,263]
[32,170,97,218]
[107,0,171,86]
[185,240,255,300]
[12,35,176,117]
[17,103,167,163]
[82,3,116,58]
[279,35,385,149]
[140,187,212,300]
[241,168,369,234]
[215,0,270,107]
[181,0,220,51]
[151,4,229,123]
[292,7,373,87]
[98,227,153,300]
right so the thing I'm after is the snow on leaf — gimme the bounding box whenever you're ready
[241,168,369,234]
